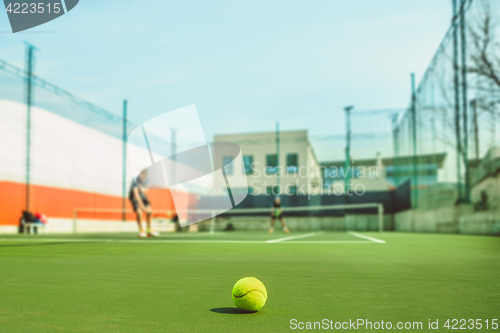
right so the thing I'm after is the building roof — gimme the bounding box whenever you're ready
[214,129,307,144]
[321,152,447,168]
[214,129,320,166]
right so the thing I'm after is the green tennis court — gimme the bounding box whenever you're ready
[0,231,498,332]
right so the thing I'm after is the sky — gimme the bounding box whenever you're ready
[0,0,454,161]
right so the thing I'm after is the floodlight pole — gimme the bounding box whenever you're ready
[452,0,464,204]
[122,100,128,222]
[411,73,418,208]
[171,129,177,156]
[24,43,38,213]
[344,106,354,197]
[390,113,400,187]
[276,122,280,190]
[470,99,479,161]
[171,128,178,185]
[460,0,470,203]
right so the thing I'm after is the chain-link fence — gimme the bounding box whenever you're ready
[393,0,500,210]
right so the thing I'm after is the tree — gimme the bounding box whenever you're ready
[467,0,500,88]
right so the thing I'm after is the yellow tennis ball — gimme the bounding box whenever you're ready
[232,277,267,312]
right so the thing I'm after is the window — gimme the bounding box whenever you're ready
[325,167,339,179]
[286,153,298,173]
[266,154,278,174]
[287,185,297,195]
[222,156,233,175]
[243,155,254,175]
[266,185,280,195]
[231,187,249,195]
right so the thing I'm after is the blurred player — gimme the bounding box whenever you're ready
[129,169,159,238]
[269,197,290,234]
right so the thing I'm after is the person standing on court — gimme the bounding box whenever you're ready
[269,196,290,234]
[129,169,159,238]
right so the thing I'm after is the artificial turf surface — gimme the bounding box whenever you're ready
[0,231,498,332]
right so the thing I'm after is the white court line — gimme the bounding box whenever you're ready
[0,238,371,245]
[349,232,386,244]
[0,232,383,245]
[0,238,264,244]
[266,232,323,243]
[271,240,373,244]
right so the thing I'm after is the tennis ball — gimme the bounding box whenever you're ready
[232,277,267,312]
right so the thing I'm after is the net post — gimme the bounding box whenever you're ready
[378,204,384,233]
[210,211,215,234]
[73,208,77,234]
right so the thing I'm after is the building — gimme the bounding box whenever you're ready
[321,153,392,192]
[385,153,447,187]
[213,130,322,195]
[469,147,500,211]
[321,152,447,192]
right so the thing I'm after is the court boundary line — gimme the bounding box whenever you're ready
[349,232,386,244]
[280,240,373,244]
[0,238,264,244]
[266,232,324,243]
[0,235,384,245]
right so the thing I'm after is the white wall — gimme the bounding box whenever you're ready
[0,99,156,196]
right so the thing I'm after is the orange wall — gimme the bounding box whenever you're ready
[0,181,25,226]
[0,181,192,226]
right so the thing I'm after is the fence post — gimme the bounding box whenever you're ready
[210,211,215,234]
[378,204,384,233]
[73,209,77,233]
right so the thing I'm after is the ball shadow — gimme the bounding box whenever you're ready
[210,307,255,314]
